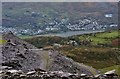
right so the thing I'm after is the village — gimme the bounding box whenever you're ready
[1,13,118,36]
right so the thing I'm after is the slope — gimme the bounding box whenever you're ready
[1,32,98,75]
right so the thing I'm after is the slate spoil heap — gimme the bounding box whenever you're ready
[0,32,119,79]
[0,67,119,79]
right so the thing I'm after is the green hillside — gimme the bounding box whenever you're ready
[78,30,119,45]
[23,30,120,71]
[60,46,120,69]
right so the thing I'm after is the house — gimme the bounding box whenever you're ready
[105,14,113,18]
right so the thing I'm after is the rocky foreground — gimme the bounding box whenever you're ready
[1,32,97,75]
[0,32,119,79]
[0,66,119,79]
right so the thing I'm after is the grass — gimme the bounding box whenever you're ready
[97,31,119,38]
[59,46,120,69]
[99,65,120,75]
[91,37,109,44]
[79,30,119,45]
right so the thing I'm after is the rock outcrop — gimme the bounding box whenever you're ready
[1,32,97,76]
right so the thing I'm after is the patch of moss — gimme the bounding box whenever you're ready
[0,39,7,44]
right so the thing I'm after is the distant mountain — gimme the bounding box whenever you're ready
[1,32,97,75]
[2,2,118,35]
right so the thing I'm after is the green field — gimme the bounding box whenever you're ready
[97,31,119,38]
[79,30,119,45]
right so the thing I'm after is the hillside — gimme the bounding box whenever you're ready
[23,30,120,72]
[24,30,119,48]
[1,32,98,76]
[2,2,118,35]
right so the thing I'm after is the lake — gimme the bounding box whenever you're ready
[37,30,105,37]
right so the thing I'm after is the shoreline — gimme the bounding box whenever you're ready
[36,30,105,37]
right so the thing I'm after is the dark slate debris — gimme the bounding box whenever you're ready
[0,68,119,79]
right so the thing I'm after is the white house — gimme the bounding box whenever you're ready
[105,14,113,18]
